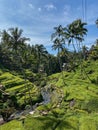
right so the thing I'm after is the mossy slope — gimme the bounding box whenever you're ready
[1,60,98,130]
[0,69,40,106]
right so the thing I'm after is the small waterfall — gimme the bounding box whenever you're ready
[41,85,51,104]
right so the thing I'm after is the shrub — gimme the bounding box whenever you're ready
[0,107,16,121]
[91,76,98,84]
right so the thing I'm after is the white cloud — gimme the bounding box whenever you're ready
[63,5,71,15]
[45,4,56,11]
[38,7,42,12]
[0,0,98,50]
[28,3,34,9]
[64,5,70,10]
[30,37,51,45]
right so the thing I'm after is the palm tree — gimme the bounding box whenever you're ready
[51,25,65,71]
[65,19,87,52]
[51,25,67,86]
[8,27,32,106]
[8,27,30,54]
[51,25,65,39]
[64,19,87,68]
[1,30,10,47]
[67,19,91,81]
[35,44,48,73]
[0,30,13,68]
[7,27,30,69]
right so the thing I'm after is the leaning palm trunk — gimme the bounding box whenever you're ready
[72,38,76,53]
[71,38,77,72]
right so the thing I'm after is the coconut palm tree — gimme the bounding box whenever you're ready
[65,19,87,52]
[66,19,91,81]
[7,27,30,70]
[35,44,48,73]
[8,27,30,54]
[51,25,68,86]
[51,25,65,71]
[0,30,14,68]
[1,30,10,47]
[8,27,32,106]
[64,19,87,68]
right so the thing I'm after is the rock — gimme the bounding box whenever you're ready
[0,116,5,125]
[29,111,35,115]
[0,84,3,89]
[57,104,60,108]
[41,111,48,116]
[69,99,75,108]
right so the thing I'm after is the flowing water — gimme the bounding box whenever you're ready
[41,85,51,104]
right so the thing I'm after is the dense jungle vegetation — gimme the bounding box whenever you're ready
[0,19,98,130]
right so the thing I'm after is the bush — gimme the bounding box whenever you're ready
[78,99,98,113]
[40,80,46,87]
[0,107,16,121]
[91,76,98,84]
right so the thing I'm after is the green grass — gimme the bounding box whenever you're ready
[1,113,98,130]
[0,120,25,130]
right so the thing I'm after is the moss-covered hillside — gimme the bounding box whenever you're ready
[0,60,98,130]
[0,67,41,108]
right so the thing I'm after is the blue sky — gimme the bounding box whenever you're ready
[0,0,98,54]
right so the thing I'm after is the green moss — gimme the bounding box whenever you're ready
[79,116,98,130]
[0,120,25,130]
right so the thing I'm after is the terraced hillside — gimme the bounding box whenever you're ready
[1,60,98,130]
[0,68,41,107]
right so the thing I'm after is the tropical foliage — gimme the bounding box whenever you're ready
[0,18,98,129]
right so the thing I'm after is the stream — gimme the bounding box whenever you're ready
[41,85,51,104]
[0,85,52,124]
